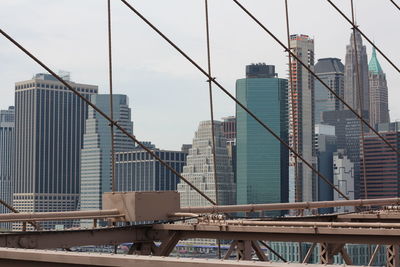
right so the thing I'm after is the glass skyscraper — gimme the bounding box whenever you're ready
[13,73,98,230]
[236,63,288,212]
[0,106,15,230]
[80,94,134,227]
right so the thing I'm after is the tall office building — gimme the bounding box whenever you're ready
[80,94,134,227]
[360,124,400,199]
[236,64,288,211]
[322,109,368,199]
[222,116,236,183]
[368,47,390,128]
[0,107,15,230]
[333,150,355,213]
[315,124,337,213]
[13,73,98,230]
[314,58,344,124]
[178,120,235,207]
[344,31,370,115]
[289,34,316,202]
[115,146,187,192]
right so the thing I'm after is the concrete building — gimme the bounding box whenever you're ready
[314,58,344,124]
[289,34,316,202]
[178,120,235,207]
[0,106,15,230]
[360,129,400,199]
[369,47,390,128]
[13,73,98,230]
[115,146,187,192]
[315,124,337,213]
[236,64,288,213]
[80,94,134,227]
[344,31,370,115]
[333,149,355,213]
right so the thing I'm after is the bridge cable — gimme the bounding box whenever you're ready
[118,0,349,200]
[0,199,39,230]
[284,0,301,203]
[326,0,400,74]
[107,0,116,192]
[390,0,400,12]
[349,0,368,200]
[203,0,223,259]
[0,28,217,207]
[231,0,400,158]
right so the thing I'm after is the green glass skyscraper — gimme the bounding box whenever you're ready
[236,63,289,212]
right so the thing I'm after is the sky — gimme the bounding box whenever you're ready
[0,0,399,150]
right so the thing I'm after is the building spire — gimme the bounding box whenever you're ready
[369,47,383,74]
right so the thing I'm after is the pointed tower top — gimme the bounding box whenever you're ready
[369,47,383,74]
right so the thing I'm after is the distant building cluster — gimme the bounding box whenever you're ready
[0,28,393,266]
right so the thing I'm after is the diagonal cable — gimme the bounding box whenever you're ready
[0,199,39,229]
[326,0,400,74]
[390,0,400,11]
[0,28,216,207]
[232,0,400,157]
[119,0,349,200]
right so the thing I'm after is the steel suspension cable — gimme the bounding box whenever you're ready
[232,0,400,158]
[118,0,349,200]
[284,0,301,203]
[350,0,368,199]
[204,0,219,206]
[107,0,116,192]
[390,0,400,11]
[203,0,222,259]
[326,0,400,74]
[0,28,216,207]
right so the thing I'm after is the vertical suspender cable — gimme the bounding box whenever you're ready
[204,0,222,258]
[284,0,300,203]
[107,0,116,192]
[350,0,368,200]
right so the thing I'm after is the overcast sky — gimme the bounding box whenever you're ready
[0,0,399,150]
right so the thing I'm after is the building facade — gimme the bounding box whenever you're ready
[314,58,344,124]
[80,94,134,227]
[289,34,316,202]
[178,120,235,207]
[360,130,400,199]
[333,149,355,213]
[13,73,98,230]
[0,106,15,230]
[115,147,187,192]
[236,64,288,212]
[368,47,390,128]
[315,124,337,213]
[344,31,370,115]
[322,109,368,199]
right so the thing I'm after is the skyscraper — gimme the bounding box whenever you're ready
[333,149,355,213]
[368,47,390,128]
[289,34,316,202]
[315,124,337,213]
[80,94,134,227]
[344,31,370,115]
[178,120,235,207]
[13,73,98,230]
[236,64,288,211]
[360,123,400,199]
[0,106,15,230]
[115,146,187,192]
[322,109,368,199]
[314,58,345,124]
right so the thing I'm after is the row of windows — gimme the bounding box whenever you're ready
[15,83,97,93]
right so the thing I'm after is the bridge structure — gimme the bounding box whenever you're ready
[1,0,400,266]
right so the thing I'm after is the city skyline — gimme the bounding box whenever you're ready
[1,0,399,151]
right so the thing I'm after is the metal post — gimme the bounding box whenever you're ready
[319,243,333,264]
[387,245,400,267]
